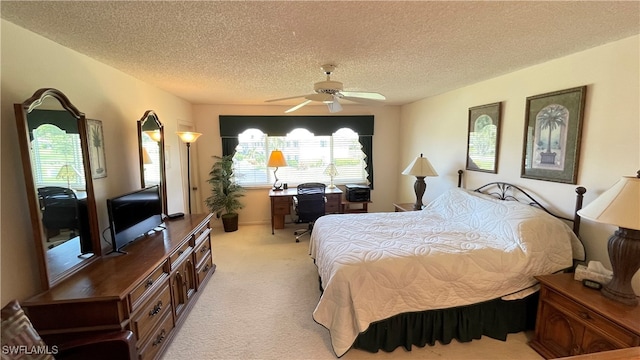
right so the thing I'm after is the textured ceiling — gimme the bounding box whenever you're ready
[2,1,639,107]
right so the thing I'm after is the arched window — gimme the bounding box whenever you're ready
[233,127,368,187]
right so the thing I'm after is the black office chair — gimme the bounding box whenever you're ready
[37,186,79,244]
[293,182,326,242]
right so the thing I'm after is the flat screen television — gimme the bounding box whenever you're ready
[107,185,163,252]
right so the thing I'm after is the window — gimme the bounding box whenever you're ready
[233,128,368,187]
[31,124,86,189]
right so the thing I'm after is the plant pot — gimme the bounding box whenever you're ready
[221,213,239,232]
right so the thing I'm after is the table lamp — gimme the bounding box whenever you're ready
[268,150,287,191]
[324,163,339,189]
[57,164,80,189]
[402,153,438,210]
[577,171,640,306]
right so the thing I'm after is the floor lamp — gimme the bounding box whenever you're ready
[402,153,438,210]
[177,132,202,214]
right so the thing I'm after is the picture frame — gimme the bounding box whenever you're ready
[466,102,501,174]
[87,119,107,179]
[521,86,586,184]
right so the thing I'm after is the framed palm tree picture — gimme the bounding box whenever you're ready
[521,86,586,184]
[87,119,107,179]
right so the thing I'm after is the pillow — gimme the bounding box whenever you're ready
[1,300,54,360]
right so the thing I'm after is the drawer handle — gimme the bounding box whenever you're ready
[149,300,163,317]
[145,278,154,288]
[578,311,591,320]
[178,250,184,255]
[202,264,210,273]
[200,246,209,253]
[153,329,166,346]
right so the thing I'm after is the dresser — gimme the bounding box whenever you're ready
[530,273,640,359]
[23,213,215,360]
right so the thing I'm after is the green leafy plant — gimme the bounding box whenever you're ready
[205,155,245,218]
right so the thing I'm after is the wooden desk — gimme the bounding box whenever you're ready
[269,187,342,234]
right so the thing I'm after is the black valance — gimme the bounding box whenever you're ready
[219,115,374,137]
[28,109,79,141]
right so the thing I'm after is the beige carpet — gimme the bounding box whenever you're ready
[162,224,543,360]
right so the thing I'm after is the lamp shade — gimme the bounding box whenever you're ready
[56,164,80,181]
[267,150,287,167]
[324,163,339,177]
[577,175,640,230]
[142,147,153,164]
[144,130,162,142]
[402,153,438,177]
[177,131,202,143]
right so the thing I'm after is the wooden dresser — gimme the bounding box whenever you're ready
[530,273,640,359]
[23,213,215,360]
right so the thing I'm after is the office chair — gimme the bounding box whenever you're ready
[293,182,326,242]
[37,186,79,244]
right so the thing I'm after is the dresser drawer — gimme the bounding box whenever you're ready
[196,254,214,289]
[169,241,193,270]
[131,283,172,343]
[129,261,169,311]
[544,288,638,347]
[194,236,211,267]
[272,196,291,215]
[194,226,211,248]
[193,221,210,244]
[138,310,175,360]
[325,194,341,213]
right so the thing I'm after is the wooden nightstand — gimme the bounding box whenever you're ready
[393,202,418,212]
[529,273,640,359]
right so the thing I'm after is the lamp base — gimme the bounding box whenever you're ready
[413,176,426,211]
[601,228,640,306]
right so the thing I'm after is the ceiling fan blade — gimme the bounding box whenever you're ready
[327,96,342,113]
[285,100,312,113]
[340,96,385,106]
[265,94,311,103]
[340,91,386,100]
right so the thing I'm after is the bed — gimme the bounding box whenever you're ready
[309,180,586,357]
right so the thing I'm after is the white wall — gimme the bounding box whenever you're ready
[190,104,401,229]
[1,20,193,304]
[399,35,640,292]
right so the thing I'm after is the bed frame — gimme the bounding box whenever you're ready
[349,170,587,356]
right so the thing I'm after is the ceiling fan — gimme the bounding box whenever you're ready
[266,64,386,113]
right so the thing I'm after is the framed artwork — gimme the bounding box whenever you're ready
[87,119,107,178]
[466,102,501,174]
[521,86,586,184]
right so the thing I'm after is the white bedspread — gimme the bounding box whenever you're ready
[309,188,582,357]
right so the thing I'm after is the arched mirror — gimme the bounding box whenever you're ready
[137,110,168,215]
[14,88,102,290]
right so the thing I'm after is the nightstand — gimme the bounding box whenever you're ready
[529,273,640,359]
[393,202,418,212]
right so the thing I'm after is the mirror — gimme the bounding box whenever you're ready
[137,110,167,215]
[14,88,102,290]
[466,102,502,174]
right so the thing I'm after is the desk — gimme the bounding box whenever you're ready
[269,187,342,234]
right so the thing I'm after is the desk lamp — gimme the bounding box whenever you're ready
[324,163,339,189]
[268,150,287,191]
[577,171,640,306]
[402,153,438,210]
[57,164,80,189]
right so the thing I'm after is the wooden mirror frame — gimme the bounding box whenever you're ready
[137,110,168,215]
[14,88,102,290]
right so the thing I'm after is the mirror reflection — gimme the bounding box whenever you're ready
[15,89,101,289]
[138,110,167,214]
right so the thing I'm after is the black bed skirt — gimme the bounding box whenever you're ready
[352,292,539,353]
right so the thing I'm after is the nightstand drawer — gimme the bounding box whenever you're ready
[545,288,638,347]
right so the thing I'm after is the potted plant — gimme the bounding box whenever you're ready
[205,155,245,232]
